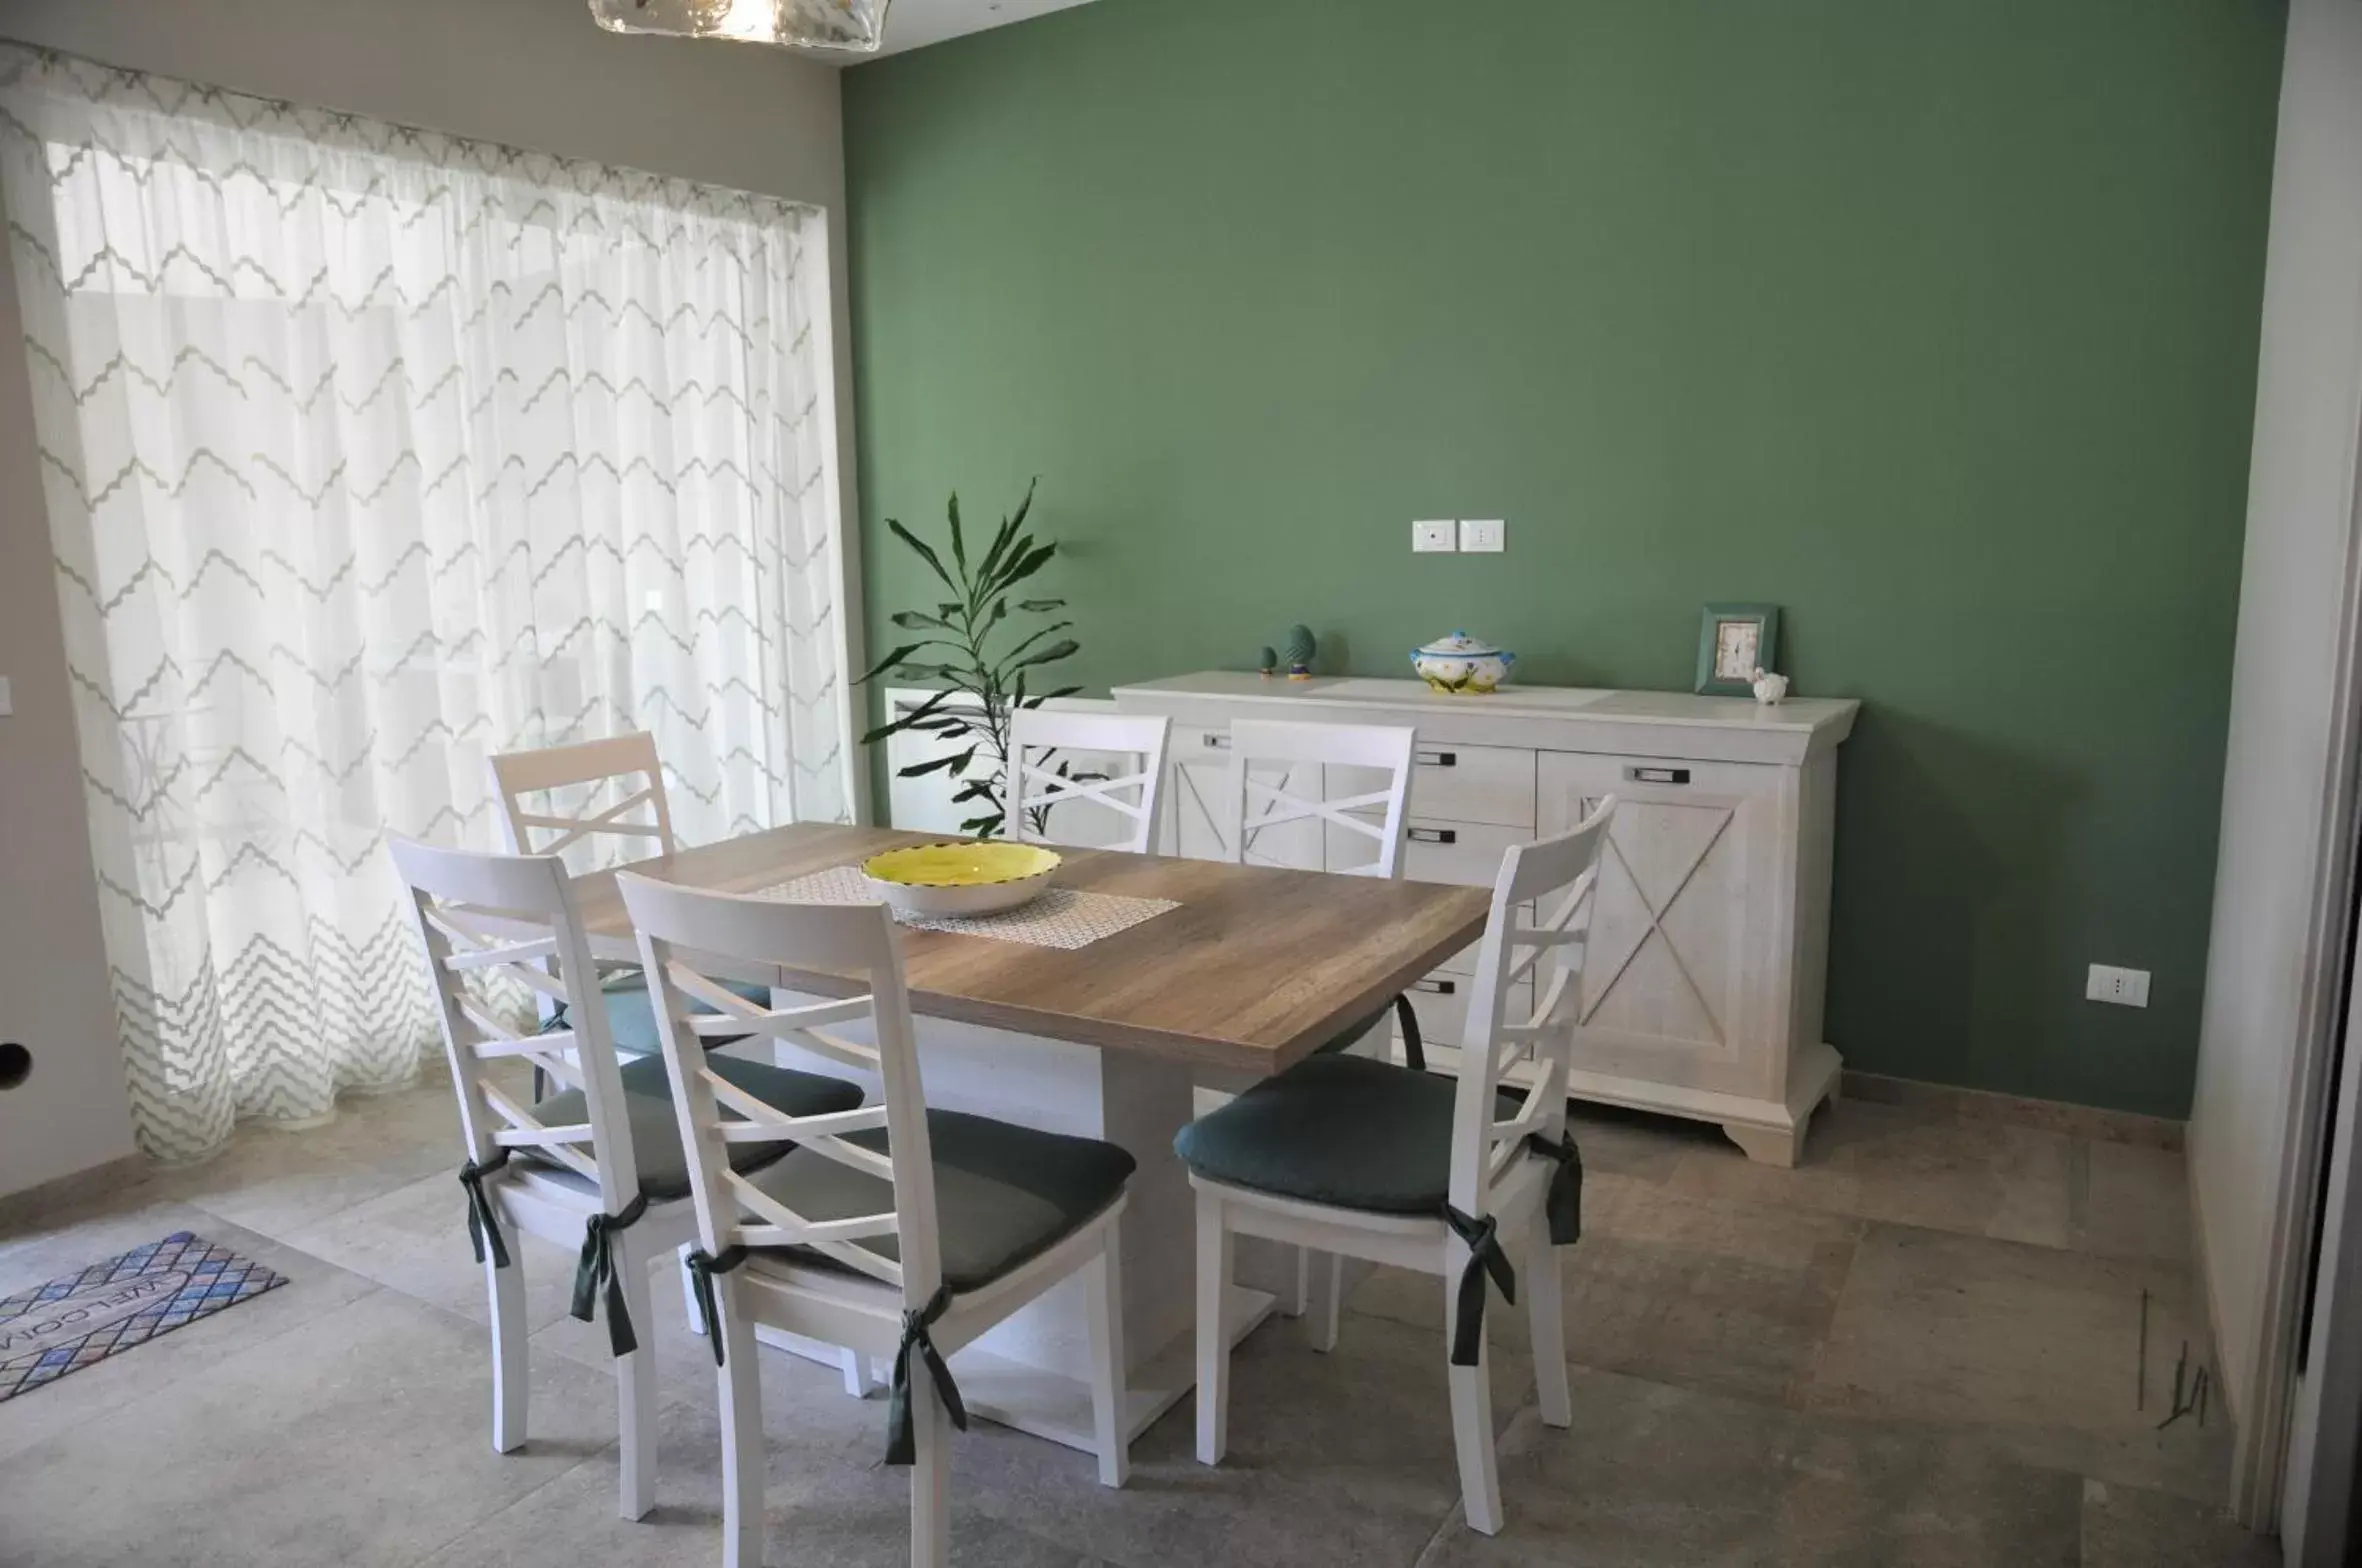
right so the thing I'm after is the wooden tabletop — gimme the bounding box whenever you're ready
[573,823,1491,1076]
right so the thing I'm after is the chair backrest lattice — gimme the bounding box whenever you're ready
[620,875,941,1302]
[1447,798,1616,1218]
[389,835,641,1208]
[1003,709,1173,854]
[1224,718,1416,879]
[489,732,678,871]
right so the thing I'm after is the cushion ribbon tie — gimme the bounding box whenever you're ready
[457,1150,513,1269]
[1440,1205,1517,1368]
[1390,993,1427,1073]
[684,1245,750,1367]
[1524,1130,1584,1246]
[571,1193,652,1357]
[885,1284,968,1466]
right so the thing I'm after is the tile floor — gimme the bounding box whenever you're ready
[0,1081,2280,1567]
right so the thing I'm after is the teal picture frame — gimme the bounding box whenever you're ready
[1695,603,1781,696]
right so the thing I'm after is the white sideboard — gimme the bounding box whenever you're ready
[1110,673,1859,1165]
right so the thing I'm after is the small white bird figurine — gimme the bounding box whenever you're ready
[1751,667,1790,706]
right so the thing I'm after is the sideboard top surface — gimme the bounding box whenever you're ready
[1112,673,1858,763]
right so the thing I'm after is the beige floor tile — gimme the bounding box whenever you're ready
[1345,1172,1861,1409]
[957,1310,1507,1568]
[1412,1366,2082,1568]
[2070,1139,2193,1265]
[280,1167,583,1331]
[1665,1096,2075,1249]
[0,1288,620,1567]
[1803,1224,2230,1503]
[2079,1477,2280,1568]
[151,1078,471,1241]
[0,1197,383,1463]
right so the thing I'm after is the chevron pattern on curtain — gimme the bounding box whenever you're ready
[0,45,853,1161]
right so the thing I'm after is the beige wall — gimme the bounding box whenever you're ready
[2189,0,2362,1526]
[0,0,860,1196]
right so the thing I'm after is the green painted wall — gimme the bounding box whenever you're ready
[842,0,2285,1118]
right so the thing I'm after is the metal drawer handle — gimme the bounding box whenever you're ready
[1408,827,1457,844]
[1202,733,1231,750]
[1412,978,1457,996]
[1416,750,1458,768]
[1626,765,1691,785]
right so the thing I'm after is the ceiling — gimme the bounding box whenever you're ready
[853,0,1100,59]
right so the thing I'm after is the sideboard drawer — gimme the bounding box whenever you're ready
[1401,817,1526,888]
[1406,742,1535,828]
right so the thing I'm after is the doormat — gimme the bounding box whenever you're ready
[0,1231,287,1402]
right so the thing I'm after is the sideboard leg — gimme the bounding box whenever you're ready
[1722,1120,1807,1168]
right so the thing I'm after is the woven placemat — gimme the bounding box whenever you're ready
[750,864,1176,950]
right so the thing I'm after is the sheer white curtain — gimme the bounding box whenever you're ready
[0,46,853,1161]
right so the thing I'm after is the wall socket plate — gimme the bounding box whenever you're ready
[1459,518,1506,553]
[1412,519,1457,553]
[2086,964,2151,1008]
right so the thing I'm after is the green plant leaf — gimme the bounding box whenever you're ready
[992,542,1058,594]
[1037,685,1084,702]
[890,610,949,631]
[947,492,968,579]
[1004,638,1080,674]
[951,777,996,805]
[855,642,922,684]
[993,620,1076,671]
[895,751,968,779]
[961,813,1004,837]
[1016,598,1065,613]
[887,517,955,591]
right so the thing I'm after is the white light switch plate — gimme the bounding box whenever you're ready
[2086,964,2151,1008]
[1412,520,1456,553]
[1459,518,1506,553]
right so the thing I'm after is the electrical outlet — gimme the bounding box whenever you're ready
[1459,518,1506,553]
[2086,964,2151,1008]
[1412,519,1457,553]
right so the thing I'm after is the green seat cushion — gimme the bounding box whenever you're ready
[588,973,773,1057]
[744,1110,1136,1294]
[522,1053,863,1202]
[1174,1052,1511,1214]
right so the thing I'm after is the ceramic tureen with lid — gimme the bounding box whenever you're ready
[1410,631,1516,694]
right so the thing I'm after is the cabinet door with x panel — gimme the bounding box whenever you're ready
[1537,752,1793,1108]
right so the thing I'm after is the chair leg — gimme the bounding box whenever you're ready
[717,1276,766,1568]
[1194,1188,1233,1466]
[679,1243,705,1336]
[1286,1246,1311,1318]
[1444,1259,1504,1535]
[1526,1202,1571,1429]
[839,1345,876,1398]
[910,1369,953,1568]
[616,1245,659,1521]
[486,1219,528,1455]
[1310,1251,1344,1354]
[1085,1224,1131,1488]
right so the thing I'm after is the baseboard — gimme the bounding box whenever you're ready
[0,1152,154,1233]
[1841,1069,2184,1152]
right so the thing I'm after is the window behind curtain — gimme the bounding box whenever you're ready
[0,45,851,1160]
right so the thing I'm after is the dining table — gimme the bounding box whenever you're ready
[571,821,1491,1453]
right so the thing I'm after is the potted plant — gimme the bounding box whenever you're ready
[857,481,1083,838]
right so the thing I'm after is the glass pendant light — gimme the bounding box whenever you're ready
[588,0,890,54]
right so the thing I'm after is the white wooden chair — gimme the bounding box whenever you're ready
[1223,716,1417,1337]
[1174,799,1614,1535]
[388,835,865,1522]
[1225,716,1415,879]
[1002,708,1172,853]
[489,731,678,866]
[619,873,1137,1568]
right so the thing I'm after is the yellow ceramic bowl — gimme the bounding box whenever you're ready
[861,841,1062,918]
